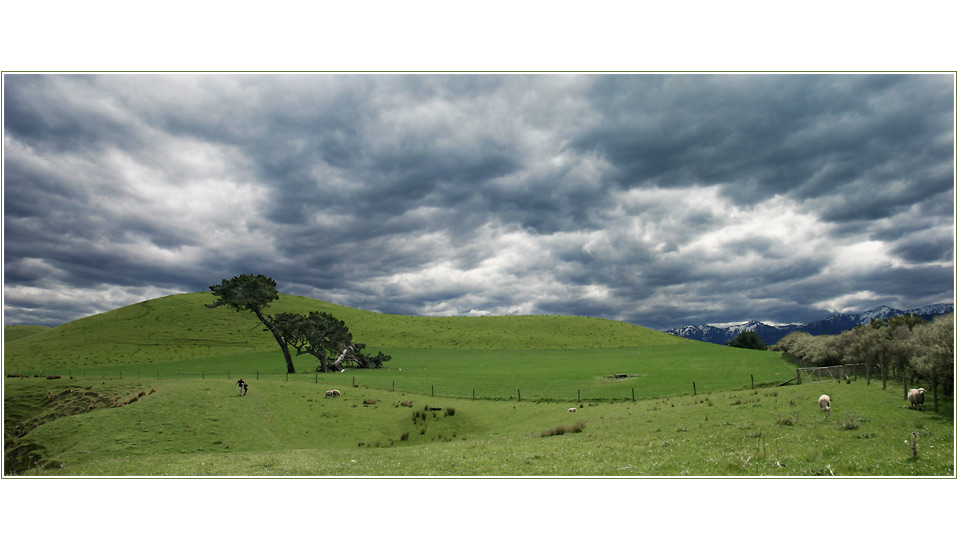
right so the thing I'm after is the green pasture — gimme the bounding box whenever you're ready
[16,344,792,402]
[5,375,952,476]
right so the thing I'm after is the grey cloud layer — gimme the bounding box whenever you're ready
[3,74,954,329]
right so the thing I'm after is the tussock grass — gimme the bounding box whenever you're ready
[539,422,586,437]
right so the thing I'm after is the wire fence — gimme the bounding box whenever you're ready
[6,367,788,403]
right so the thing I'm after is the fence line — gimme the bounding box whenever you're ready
[6,369,793,403]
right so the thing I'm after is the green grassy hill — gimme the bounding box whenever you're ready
[3,292,683,373]
[4,325,51,342]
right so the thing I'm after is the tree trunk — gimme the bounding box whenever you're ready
[255,310,296,374]
[330,346,353,371]
[932,379,939,413]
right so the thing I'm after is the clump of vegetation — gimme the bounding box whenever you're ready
[727,330,766,350]
[399,401,414,407]
[363,398,377,405]
[777,413,799,427]
[444,407,456,417]
[539,422,585,437]
[838,411,860,430]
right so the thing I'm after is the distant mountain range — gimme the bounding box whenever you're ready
[665,303,954,346]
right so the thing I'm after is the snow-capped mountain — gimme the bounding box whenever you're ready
[665,303,953,346]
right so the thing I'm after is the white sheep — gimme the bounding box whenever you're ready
[325,389,341,398]
[568,407,577,413]
[907,388,925,410]
[819,394,831,419]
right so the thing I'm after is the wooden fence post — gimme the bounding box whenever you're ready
[518,389,521,402]
[432,385,435,397]
[578,389,581,402]
[693,381,696,396]
[256,371,259,380]
[632,388,635,402]
[473,389,475,400]
[751,374,754,390]
[796,369,801,385]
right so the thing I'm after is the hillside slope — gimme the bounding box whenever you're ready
[3,292,684,372]
[4,325,52,342]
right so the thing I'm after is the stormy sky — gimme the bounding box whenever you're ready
[2,73,954,329]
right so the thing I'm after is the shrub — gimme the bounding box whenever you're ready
[445,407,456,417]
[400,432,409,441]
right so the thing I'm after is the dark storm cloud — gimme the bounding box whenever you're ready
[2,73,953,329]
[575,74,953,207]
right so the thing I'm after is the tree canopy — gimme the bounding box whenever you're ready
[727,330,766,350]
[274,311,390,372]
[208,274,296,373]
[207,274,390,374]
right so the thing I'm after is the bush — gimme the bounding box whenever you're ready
[445,407,456,417]
[726,331,767,350]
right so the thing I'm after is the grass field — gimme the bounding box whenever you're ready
[3,293,954,476]
[5,375,952,476]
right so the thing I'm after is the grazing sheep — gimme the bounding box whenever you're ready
[907,388,925,410]
[568,407,577,413]
[325,389,341,398]
[819,394,831,419]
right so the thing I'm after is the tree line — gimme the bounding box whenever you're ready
[207,274,390,374]
[771,313,954,412]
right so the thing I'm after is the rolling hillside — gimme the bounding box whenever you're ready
[8,293,947,478]
[3,292,685,373]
